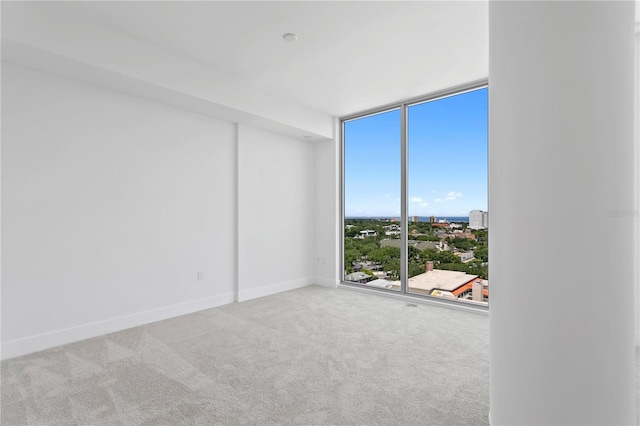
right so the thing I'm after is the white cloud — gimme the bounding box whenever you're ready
[433,191,462,203]
[420,202,429,207]
[411,196,423,203]
[435,191,463,203]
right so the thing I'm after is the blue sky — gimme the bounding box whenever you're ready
[344,87,488,218]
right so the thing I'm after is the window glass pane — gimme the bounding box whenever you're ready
[343,109,401,291]
[407,88,489,305]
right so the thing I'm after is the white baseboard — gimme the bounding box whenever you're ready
[237,277,313,302]
[1,292,235,360]
[312,277,339,288]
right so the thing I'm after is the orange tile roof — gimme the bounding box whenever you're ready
[452,279,489,297]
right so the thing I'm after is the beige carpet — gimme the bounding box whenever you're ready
[1,285,487,425]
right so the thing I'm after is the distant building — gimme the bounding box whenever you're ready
[380,239,440,251]
[409,268,477,295]
[455,251,475,262]
[429,216,436,223]
[407,264,488,304]
[469,210,482,228]
[344,271,372,283]
[366,279,395,289]
[469,210,488,229]
[447,230,476,240]
[356,229,377,238]
[383,224,401,236]
[412,216,419,223]
[432,222,450,229]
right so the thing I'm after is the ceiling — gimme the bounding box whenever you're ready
[1,1,488,140]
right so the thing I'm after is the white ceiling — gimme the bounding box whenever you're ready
[1,1,488,140]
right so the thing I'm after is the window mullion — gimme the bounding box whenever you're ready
[400,104,408,294]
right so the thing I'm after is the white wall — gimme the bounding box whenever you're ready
[1,63,321,359]
[312,134,339,288]
[237,124,315,301]
[1,63,238,357]
[489,1,635,424]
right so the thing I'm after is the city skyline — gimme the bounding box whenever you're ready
[344,87,488,217]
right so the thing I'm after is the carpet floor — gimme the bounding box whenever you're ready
[2,286,490,425]
[1,285,632,425]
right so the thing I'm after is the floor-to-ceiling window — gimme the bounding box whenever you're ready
[343,109,402,291]
[342,83,488,306]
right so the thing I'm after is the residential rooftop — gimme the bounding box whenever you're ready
[408,269,478,293]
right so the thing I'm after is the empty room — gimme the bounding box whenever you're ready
[1,1,639,425]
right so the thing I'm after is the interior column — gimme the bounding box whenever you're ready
[489,1,636,424]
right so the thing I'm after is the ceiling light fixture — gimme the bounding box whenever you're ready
[282,33,298,42]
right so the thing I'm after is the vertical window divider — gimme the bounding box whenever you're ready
[400,104,408,294]
[339,120,345,284]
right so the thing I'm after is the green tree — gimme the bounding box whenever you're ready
[449,237,474,251]
[377,257,400,280]
[344,226,360,238]
[344,249,360,271]
[413,235,440,242]
[429,250,461,265]
[370,246,400,264]
[438,263,470,273]
[474,246,489,262]
[361,269,376,278]
[408,261,426,278]
[472,229,488,244]
[466,260,489,279]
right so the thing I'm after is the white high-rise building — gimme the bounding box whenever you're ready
[469,210,488,229]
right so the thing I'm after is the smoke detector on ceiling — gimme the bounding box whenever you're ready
[282,33,298,42]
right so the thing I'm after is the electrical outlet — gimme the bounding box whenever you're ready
[197,272,204,281]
